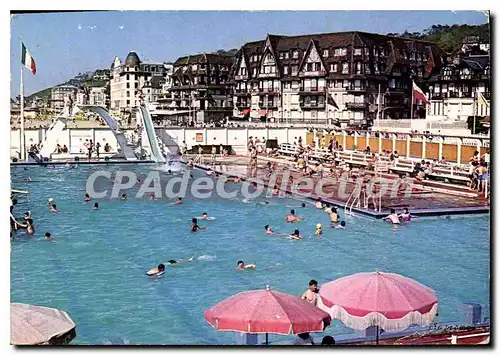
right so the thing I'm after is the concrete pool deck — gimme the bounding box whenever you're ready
[191,155,490,219]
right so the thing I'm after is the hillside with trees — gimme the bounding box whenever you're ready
[387,23,490,54]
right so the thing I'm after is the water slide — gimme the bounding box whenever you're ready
[37,119,67,160]
[137,105,166,163]
[79,105,138,161]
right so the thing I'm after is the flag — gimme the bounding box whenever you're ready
[412,81,429,105]
[21,42,36,75]
[477,91,490,107]
[326,92,339,110]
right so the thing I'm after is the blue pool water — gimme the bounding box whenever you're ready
[10,164,490,345]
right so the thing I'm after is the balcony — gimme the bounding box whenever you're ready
[299,102,326,109]
[345,102,368,110]
[347,86,367,93]
[234,75,248,80]
[299,70,327,77]
[257,87,280,95]
[259,102,279,109]
[236,103,250,110]
[234,89,250,96]
[258,73,278,78]
[298,86,326,94]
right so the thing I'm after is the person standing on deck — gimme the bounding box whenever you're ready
[95,142,101,160]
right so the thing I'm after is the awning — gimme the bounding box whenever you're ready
[258,109,268,116]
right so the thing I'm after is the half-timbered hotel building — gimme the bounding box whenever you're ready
[230,32,442,127]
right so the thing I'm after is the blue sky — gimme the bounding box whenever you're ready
[10,10,488,97]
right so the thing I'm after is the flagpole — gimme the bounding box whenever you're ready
[376,84,381,122]
[410,80,414,121]
[20,39,26,161]
[473,90,477,135]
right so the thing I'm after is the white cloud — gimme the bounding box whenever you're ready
[119,25,124,30]
[77,24,82,30]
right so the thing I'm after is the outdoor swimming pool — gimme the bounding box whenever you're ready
[10,164,490,345]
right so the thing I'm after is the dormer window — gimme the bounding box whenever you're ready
[292,50,299,59]
[334,48,347,57]
[323,49,329,57]
[354,48,362,56]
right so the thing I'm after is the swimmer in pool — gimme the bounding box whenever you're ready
[329,208,339,224]
[323,203,332,214]
[383,209,400,224]
[398,208,415,222]
[315,198,324,209]
[147,263,166,276]
[16,218,35,234]
[48,197,55,205]
[23,212,31,220]
[289,229,303,240]
[149,193,155,201]
[315,224,323,236]
[265,225,274,235]
[165,256,195,265]
[137,179,141,185]
[190,218,206,232]
[50,204,59,212]
[84,193,91,202]
[272,185,280,195]
[201,212,208,220]
[121,193,127,200]
[285,209,303,223]
[23,177,32,182]
[226,176,240,183]
[335,221,346,229]
[237,261,256,270]
[93,202,99,210]
[176,197,183,205]
[301,202,306,208]
[44,232,53,240]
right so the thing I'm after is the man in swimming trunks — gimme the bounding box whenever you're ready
[121,193,127,200]
[201,212,209,220]
[301,280,319,306]
[190,218,206,232]
[329,208,339,224]
[264,225,274,235]
[237,261,256,270]
[285,209,303,223]
[45,232,53,240]
[93,203,99,210]
[84,193,91,202]
[383,209,400,224]
[176,197,183,205]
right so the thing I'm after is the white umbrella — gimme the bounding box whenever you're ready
[11,303,76,345]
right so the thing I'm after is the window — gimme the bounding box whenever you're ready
[365,63,371,74]
[342,62,349,74]
[334,48,347,56]
[126,74,130,80]
[306,63,313,71]
[192,64,197,71]
[252,68,257,76]
[389,79,396,89]
[285,52,289,59]
[126,91,130,97]
[356,62,362,74]
[284,66,289,75]
[323,49,329,57]
[135,83,138,88]
[292,50,298,59]
[126,100,130,105]
[279,52,284,59]
[374,63,379,74]
[291,65,298,75]
[354,48,362,56]
[126,83,130,88]
[343,80,349,88]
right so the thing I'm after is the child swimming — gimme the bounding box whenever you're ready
[315,224,323,236]
[335,221,346,229]
[264,225,274,235]
[290,229,303,240]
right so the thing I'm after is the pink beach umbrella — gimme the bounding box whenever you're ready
[318,271,438,340]
[204,285,331,344]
